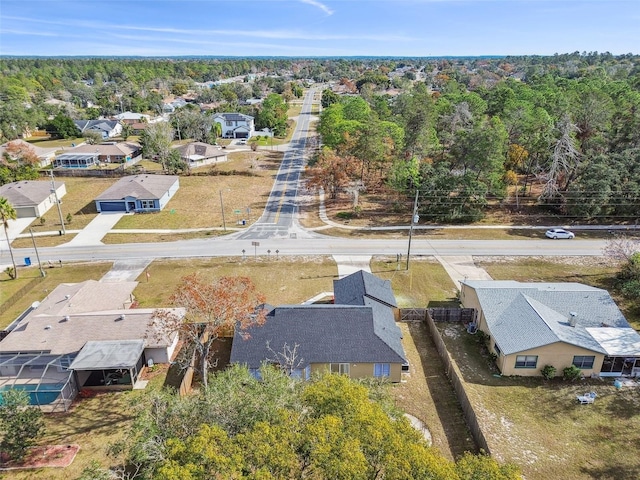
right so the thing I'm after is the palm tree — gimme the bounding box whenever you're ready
[0,196,18,279]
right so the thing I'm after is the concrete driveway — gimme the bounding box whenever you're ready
[63,212,126,246]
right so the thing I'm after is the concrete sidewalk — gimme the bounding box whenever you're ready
[435,256,492,290]
[333,255,372,278]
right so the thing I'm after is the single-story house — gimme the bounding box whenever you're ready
[112,111,151,123]
[94,174,179,213]
[54,153,99,169]
[55,142,142,166]
[173,142,228,168]
[0,280,182,410]
[460,280,640,377]
[0,180,66,218]
[74,120,122,139]
[213,113,255,139]
[230,270,407,382]
[0,139,57,167]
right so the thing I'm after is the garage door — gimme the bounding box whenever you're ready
[15,206,37,218]
[235,132,249,138]
[98,201,127,212]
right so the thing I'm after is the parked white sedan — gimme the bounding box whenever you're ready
[545,228,575,239]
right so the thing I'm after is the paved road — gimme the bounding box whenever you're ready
[235,89,317,240]
[2,237,608,267]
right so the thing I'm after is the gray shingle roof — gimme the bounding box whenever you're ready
[0,180,63,207]
[464,281,631,355]
[74,120,119,133]
[231,270,406,369]
[333,270,397,308]
[230,305,406,368]
[95,174,178,201]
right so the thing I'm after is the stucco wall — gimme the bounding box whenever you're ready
[311,362,402,383]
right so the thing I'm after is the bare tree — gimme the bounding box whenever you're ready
[266,341,304,376]
[152,274,266,388]
[603,233,640,262]
[540,115,581,201]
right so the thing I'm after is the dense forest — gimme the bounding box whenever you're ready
[2,53,640,221]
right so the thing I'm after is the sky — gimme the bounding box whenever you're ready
[0,0,638,57]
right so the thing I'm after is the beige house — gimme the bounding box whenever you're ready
[460,280,640,377]
[0,139,57,167]
[173,142,228,168]
[0,280,182,409]
[0,180,66,218]
[231,271,407,382]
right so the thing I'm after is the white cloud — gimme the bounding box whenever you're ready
[300,0,334,15]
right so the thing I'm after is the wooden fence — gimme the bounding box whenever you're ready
[424,310,491,455]
[429,308,476,323]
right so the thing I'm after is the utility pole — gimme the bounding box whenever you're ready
[219,190,227,231]
[49,170,65,235]
[29,228,46,277]
[406,189,420,271]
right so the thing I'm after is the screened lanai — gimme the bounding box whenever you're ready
[0,352,78,412]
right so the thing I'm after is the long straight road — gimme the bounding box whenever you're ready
[235,89,316,240]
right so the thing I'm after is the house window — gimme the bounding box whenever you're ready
[494,343,502,356]
[572,356,595,369]
[515,355,538,368]
[330,363,350,375]
[140,200,154,209]
[374,363,390,377]
[226,121,233,126]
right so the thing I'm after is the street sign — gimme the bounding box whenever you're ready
[234,209,242,215]
[251,241,260,246]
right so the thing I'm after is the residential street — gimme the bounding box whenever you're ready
[0,89,614,269]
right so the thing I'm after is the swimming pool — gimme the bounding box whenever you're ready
[0,384,62,405]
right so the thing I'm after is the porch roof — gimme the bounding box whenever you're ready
[586,328,640,357]
[69,339,145,370]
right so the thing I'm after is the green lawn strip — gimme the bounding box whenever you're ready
[102,230,230,244]
[439,322,640,480]
[132,256,338,307]
[0,262,113,329]
[371,257,459,308]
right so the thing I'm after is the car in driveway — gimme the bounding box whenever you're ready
[545,228,575,239]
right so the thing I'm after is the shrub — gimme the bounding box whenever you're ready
[39,217,46,225]
[541,365,556,380]
[336,211,353,220]
[563,365,582,381]
[66,212,73,224]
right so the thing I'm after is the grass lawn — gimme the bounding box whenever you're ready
[393,322,477,461]
[6,368,170,480]
[25,137,82,150]
[132,256,338,307]
[11,177,119,248]
[439,322,640,480]
[0,262,113,329]
[371,256,459,308]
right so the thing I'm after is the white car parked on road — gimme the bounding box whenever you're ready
[545,228,575,239]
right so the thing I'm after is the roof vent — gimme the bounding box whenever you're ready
[64,294,71,300]
[569,312,578,327]
[117,314,126,321]
[44,325,52,330]
[60,315,70,323]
